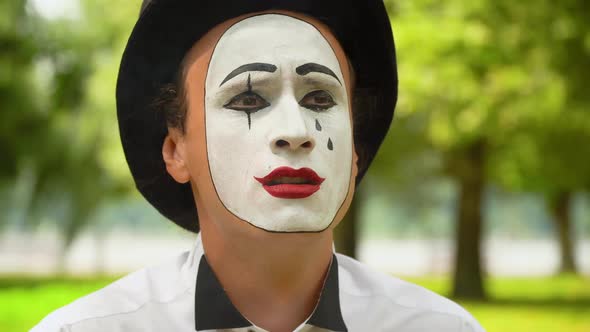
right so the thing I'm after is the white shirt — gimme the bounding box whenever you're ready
[32,234,485,332]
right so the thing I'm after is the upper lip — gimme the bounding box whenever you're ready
[254,167,325,186]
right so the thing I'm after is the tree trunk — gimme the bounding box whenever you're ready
[451,140,486,300]
[334,193,360,258]
[548,191,577,274]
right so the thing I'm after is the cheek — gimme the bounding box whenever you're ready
[319,108,353,153]
[205,106,258,153]
[183,117,209,179]
[204,104,265,195]
[181,77,210,176]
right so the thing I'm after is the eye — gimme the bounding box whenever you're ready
[299,90,336,112]
[224,91,270,112]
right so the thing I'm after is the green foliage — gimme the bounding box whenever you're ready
[0,0,140,245]
[0,0,42,180]
[375,0,590,298]
[377,0,590,194]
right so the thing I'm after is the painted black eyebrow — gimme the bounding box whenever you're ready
[295,63,341,85]
[219,62,277,86]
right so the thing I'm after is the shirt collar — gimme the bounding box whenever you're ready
[194,254,251,330]
[192,236,347,332]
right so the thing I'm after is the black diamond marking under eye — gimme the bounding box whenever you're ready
[315,119,322,132]
[328,138,333,151]
[246,112,252,130]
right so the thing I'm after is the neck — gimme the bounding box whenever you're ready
[200,213,334,332]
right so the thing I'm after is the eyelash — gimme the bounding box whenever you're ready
[223,89,337,113]
[223,91,270,113]
[299,90,337,112]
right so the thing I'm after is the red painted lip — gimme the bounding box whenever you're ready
[254,167,326,199]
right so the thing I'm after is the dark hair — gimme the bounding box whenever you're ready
[152,63,190,134]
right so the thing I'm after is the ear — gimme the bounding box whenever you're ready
[162,128,190,184]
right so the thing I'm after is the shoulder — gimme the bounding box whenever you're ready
[336,253,485,332]
[30,251,193,332]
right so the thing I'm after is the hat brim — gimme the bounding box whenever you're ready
[116,0,398,233]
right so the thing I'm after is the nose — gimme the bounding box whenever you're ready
[269,99,315,153]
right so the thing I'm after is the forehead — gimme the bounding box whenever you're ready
[207,14,342,78]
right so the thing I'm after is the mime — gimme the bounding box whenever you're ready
[33,1,485,331]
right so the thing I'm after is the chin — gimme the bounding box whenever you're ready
[245,208,333,233]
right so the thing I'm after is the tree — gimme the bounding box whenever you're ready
[381,0,588,299]
[0,0,48,227]
[1,0,138,257]
[539,0,590,274]
[488,0,590,274]
[29,0,139,252]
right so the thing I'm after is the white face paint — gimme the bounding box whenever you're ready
[204,14,353,232]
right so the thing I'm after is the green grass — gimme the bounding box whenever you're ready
[1,274,588,332]
[406,274,590,332]
[0,276,116,332]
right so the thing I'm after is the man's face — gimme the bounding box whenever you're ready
[183,13,356,233]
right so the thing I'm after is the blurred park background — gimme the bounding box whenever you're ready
[1,0,589,331]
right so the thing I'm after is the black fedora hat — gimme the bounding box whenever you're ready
[116,0,398,233]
